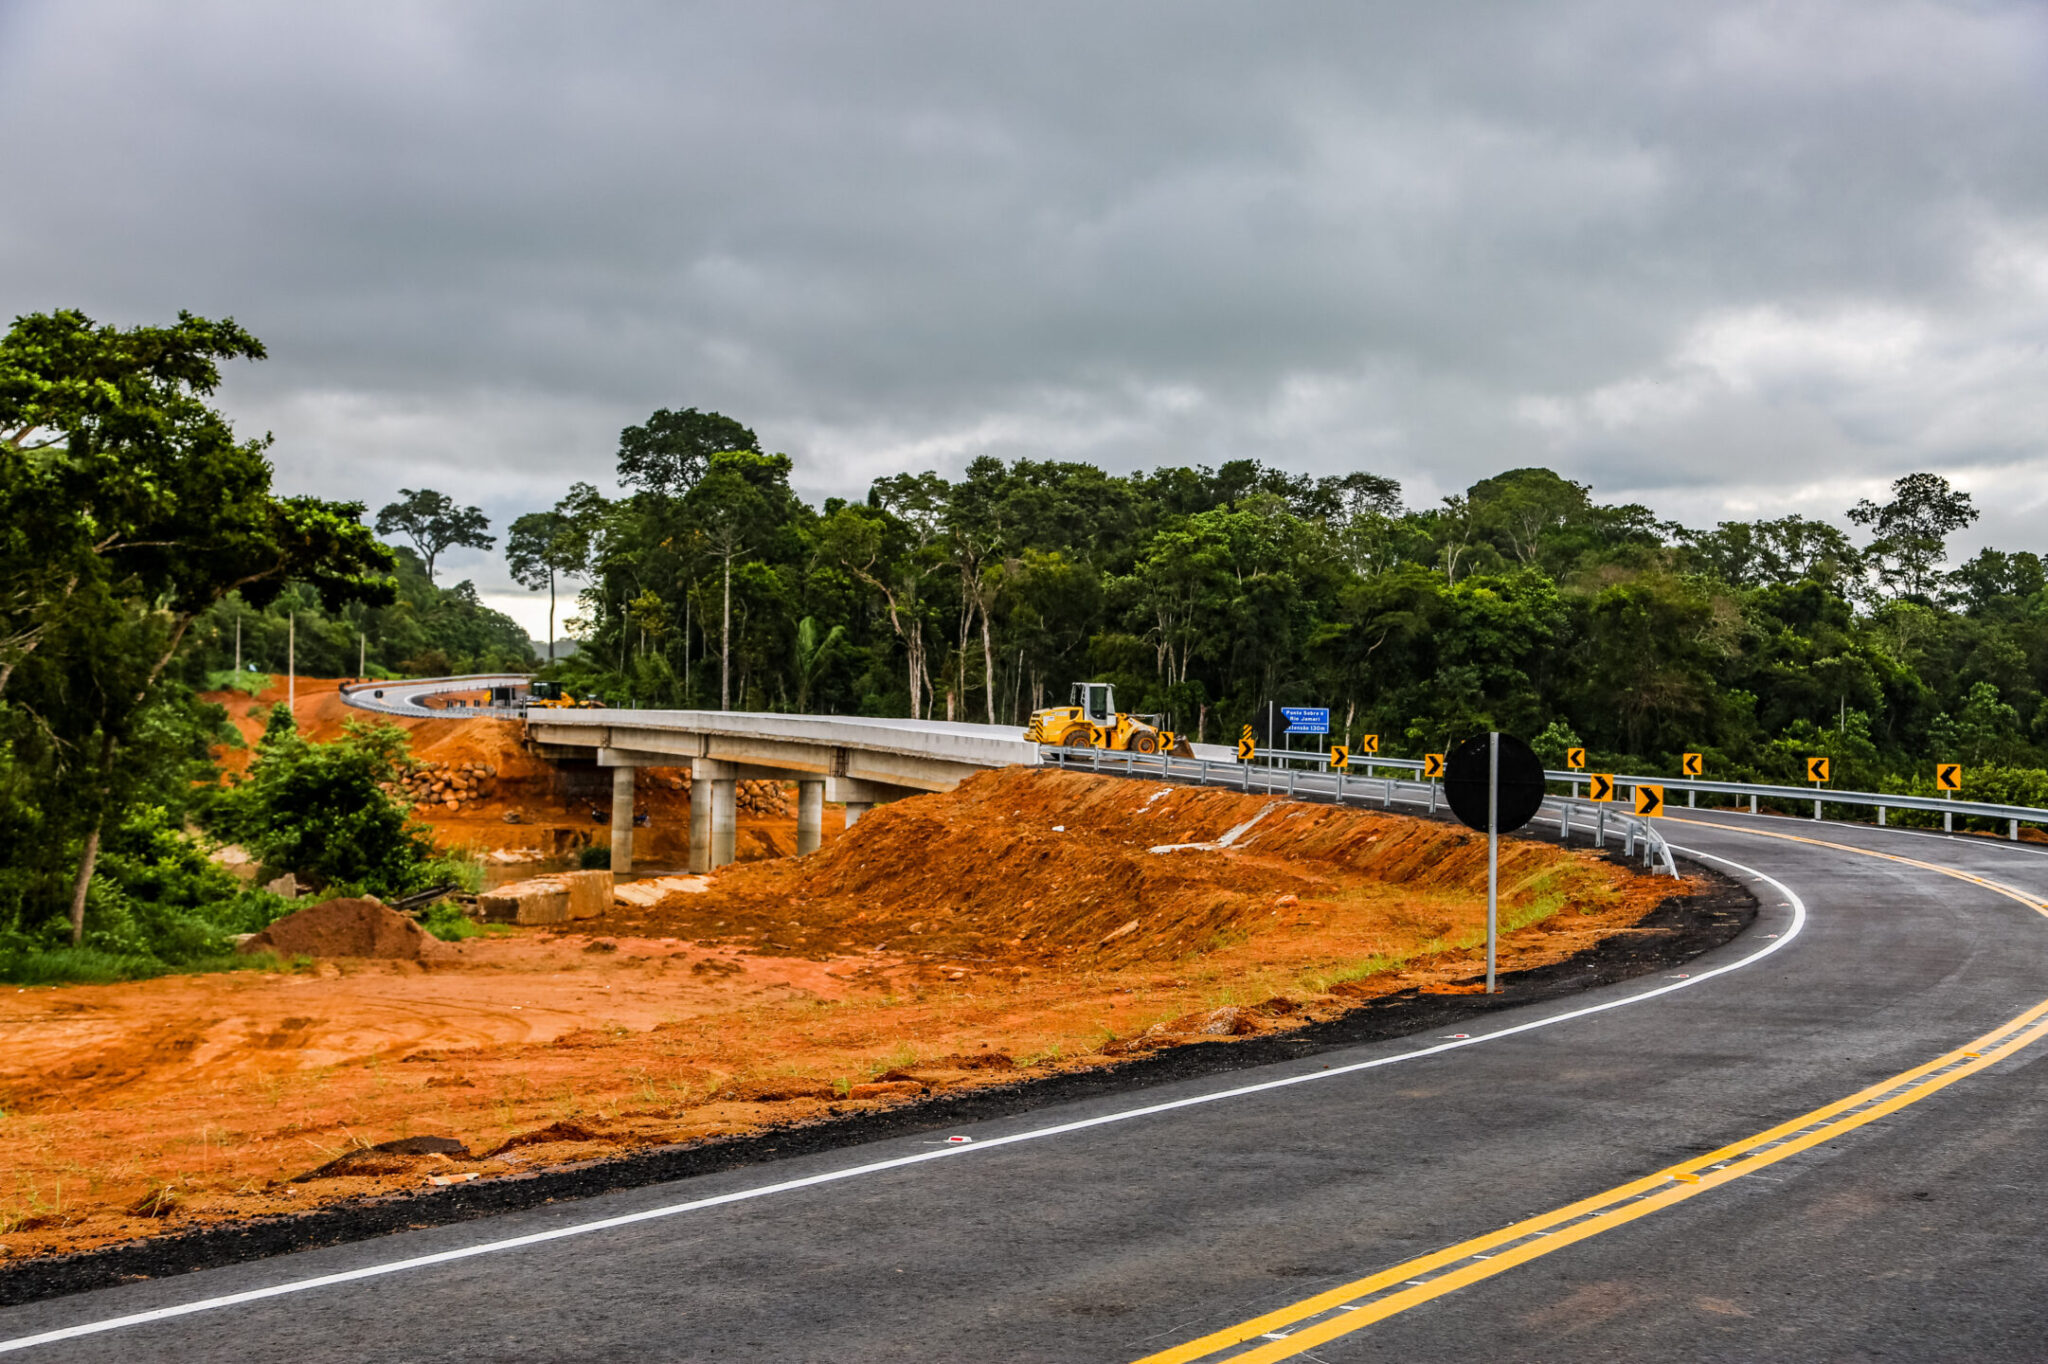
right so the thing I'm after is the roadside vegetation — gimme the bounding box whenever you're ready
[0,309,508,983]
[5,303,2047,982]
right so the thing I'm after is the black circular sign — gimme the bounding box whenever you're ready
[1443,732,1546,835]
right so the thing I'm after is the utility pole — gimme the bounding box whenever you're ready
[1486,731,1500,995]
[288,613,295,713]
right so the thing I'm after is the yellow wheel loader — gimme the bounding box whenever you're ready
[523,680,604,710]
[1024,682,1195,756]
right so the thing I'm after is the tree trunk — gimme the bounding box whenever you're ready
[721,552,732,711]
[67,726,119,945]
[546,566,556,663]
[980,609,997,724]
[67,819,102,946]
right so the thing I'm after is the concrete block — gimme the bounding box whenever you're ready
[478,871,612,925]
[556,869,613,920]
[477,878,571,925]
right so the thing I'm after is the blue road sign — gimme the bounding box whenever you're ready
[1280,706,1330,735]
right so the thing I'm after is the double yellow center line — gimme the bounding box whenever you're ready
[1136,996,2048,1363]
[1133,820,2048,1363]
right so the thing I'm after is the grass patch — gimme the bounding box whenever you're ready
[0,946,309,987]
[203,669,270,696]
[418,901,511,942]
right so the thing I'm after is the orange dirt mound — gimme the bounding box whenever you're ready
[239,897,445,961]
[604,766,1637,966]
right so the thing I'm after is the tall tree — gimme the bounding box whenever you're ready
[506,486,596,662]
[617,407,759,501]
[1,308,394,941]
[375,488,494,581]
[1849,472,1978,600]
[683,451,799,710]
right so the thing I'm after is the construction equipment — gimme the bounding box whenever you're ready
[523,680,603,710]
[1024,682,1195,756]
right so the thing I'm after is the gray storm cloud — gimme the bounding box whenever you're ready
[3,0,2046,601]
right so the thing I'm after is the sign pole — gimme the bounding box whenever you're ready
[1486,730,1499,994]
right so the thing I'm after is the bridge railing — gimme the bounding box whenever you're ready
[1095,743,2046,843]
[1037,745,1680,877]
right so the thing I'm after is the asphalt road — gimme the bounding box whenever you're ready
[4,812,2046,1360]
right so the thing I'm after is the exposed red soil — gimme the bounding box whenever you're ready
[240,898,449,962]
[0,766,1688,1264]
[202,676,834,866]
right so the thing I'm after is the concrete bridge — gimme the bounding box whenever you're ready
[524,709,1041,874]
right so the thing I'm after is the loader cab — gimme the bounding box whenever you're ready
[1072,681,1116,726]
[530,681,564,702]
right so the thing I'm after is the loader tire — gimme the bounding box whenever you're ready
[1060,728,1094,748]
[1129,731,1159,754]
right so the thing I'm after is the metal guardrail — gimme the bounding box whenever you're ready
[1170,745,2045,843]
[1039,745,1680,878]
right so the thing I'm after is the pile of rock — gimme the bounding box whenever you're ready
[736,779,791,817]
[391,760,498,813]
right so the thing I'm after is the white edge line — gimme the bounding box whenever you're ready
[0,846,1805,1354]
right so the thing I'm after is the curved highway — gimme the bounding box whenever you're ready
[338,675,531,719]
[5,801,2048,1357]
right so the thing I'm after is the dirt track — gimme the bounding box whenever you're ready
[0,720,1689,1266]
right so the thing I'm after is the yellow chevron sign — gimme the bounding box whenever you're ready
[1360,733,1380,754]
[1566,747,1586,770]
[1807,756,1831,784]
[1422,753,1445,778]
[1587,773,1615,802]
[1236,736,1255,762]
[1329,744,1350,770]
[1936,762,1962,792]
[1681,752,1703,777]
[1635,784,1665,817]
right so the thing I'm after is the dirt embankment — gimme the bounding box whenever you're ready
[0,766,1693,1267]
[201,677,823,865]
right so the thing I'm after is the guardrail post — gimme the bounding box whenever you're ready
[1813,798,1822,821]
[1596,805,1606,848]
[1624,819,1636,858]
[1877,805,1886,827]
[1560,802,1572,843]
[2011,819,2021,842]
[1688,788,1695,809]
[1428,780,1438,815]
[1749,794,1758,815]
[1383,776,1392,807]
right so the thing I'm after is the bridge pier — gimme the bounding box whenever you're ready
[685,759,737,872]
[796,780,825,854]
[610,766,636,875]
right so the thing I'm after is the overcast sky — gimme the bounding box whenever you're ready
[4,1,2046,634]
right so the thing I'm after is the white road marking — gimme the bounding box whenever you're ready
[0,847,1806,1354]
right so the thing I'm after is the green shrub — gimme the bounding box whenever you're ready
[208,715,442,898]
[578,844,612,870]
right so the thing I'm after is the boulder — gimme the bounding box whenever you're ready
[479,870,612,925]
